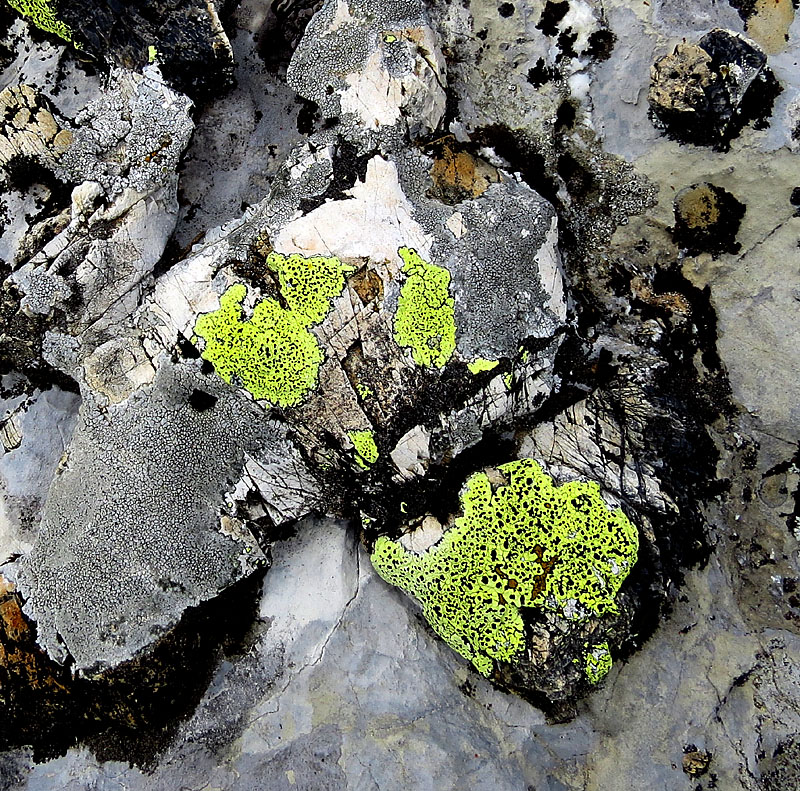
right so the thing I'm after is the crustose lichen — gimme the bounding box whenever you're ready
[393,246,456,369]
[6,0,76,44]
[371,458,639,678]
[193,252,353,408]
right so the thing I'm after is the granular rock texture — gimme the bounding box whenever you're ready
[0,0,798,787]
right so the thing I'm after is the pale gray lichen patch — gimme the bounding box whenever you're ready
[17,358,311,670]
[54,65,193,197]
[436,180,565,361]
[287,0,445,148]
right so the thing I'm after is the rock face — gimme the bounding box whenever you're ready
[5,0,236,99]
[0,0,798,787]
[648,28,781,148]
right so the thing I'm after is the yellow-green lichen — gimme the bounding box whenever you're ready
[193,252,352,407]
[467,358,500,375]
[6,0,75,43]
[148,45,158,63]
[370,458,638,677]
[356,382,374,400]
[349,429,379,469]
[584,642,613,684]
[266,251,353,325]
[394,247,456,369]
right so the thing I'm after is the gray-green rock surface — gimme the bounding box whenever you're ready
[0,0,799,787]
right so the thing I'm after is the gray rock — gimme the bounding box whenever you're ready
[0,0,799,784]
[17,359,280,668]
[0,383,80,566]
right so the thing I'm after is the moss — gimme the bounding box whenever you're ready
[584,642,612,684]
[467,358,500,375]
[6,0,75,43]
[393,247,456,369]
[194,252,352,408]
[349,429,379,469]
[371,459,638,677]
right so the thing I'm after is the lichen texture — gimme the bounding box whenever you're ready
[370,459,639,677]
[193,252,352,407]
[349,430,379,469]
[467,358,500,375]
[393,247,456,369]
[584,642,613,685]
[6,0,74,42]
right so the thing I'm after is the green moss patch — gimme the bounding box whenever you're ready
[371,458,638,677]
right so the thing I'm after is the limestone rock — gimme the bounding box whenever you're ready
[0,0,799,783]
[648,28,782,148]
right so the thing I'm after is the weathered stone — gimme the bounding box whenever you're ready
[649,28,782,148]
[672,182,747,257]
[0,0,799,783]
[4,0,236,100]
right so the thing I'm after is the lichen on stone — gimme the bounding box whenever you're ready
[194,252,352,408]
[266,251,353,326]
[6,0,75,43]
[370,458,638,677]
[584,642,613,685]
[393,246,456,369]
[467,358,500,375]
[349,429,379,469]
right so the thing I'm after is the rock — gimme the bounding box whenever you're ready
[648,28,782,149]
[286,0,447,149]
[0,0,799,782]
[5,0,236,100]
[727,0,797,54]
[0,381,80,566]
[672,182,747,257]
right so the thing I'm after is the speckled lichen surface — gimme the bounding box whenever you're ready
[584,642,613,685]
[194,252,352,407]
[393,246,456,369]
[349,429,379,469]
[371,459,639,677]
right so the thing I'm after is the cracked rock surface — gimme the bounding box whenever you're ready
[0,0,799,787]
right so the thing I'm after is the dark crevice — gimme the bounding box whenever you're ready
[0,569,267,767]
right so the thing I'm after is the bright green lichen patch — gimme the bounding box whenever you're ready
[584,642,613,684]
[194,252,352,407]
[266,251,353,325]
[467,358,500,375]
[394,247,456,369]
[349,429,379,469]
[356,382,374,400]
[370,458,638,677]
[7,0,75,42]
